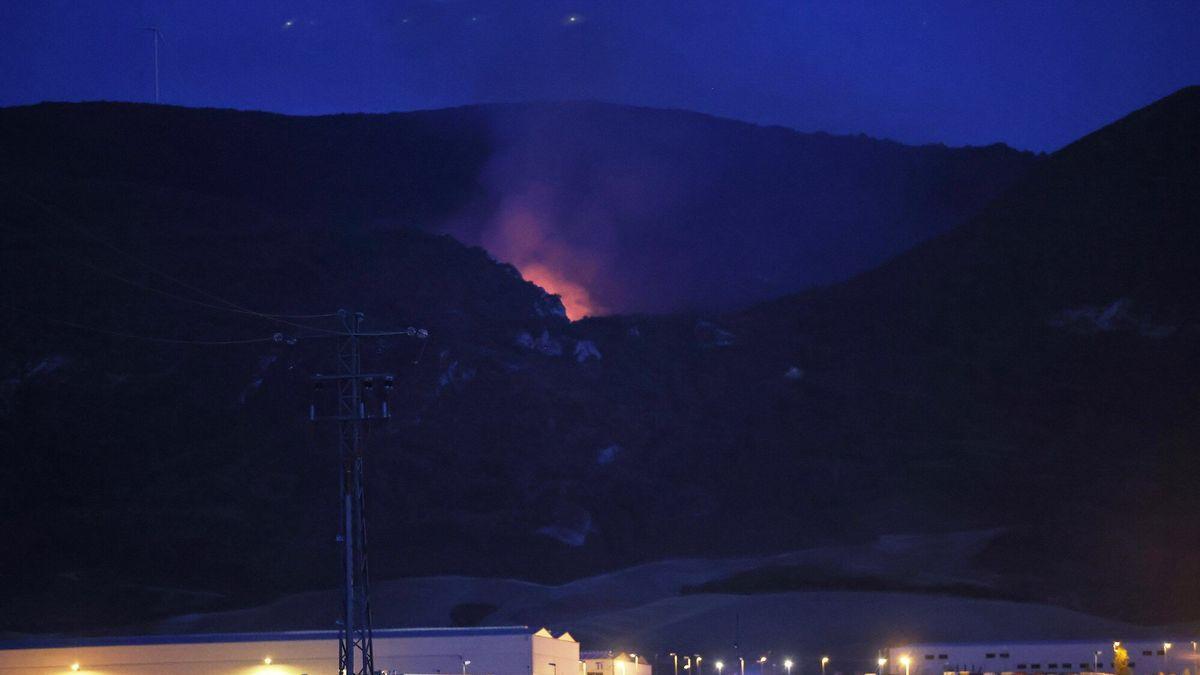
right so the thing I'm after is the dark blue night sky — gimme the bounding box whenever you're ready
[2,0,1197,151]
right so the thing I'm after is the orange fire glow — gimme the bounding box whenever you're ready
[476,191,604,321]
[521,262,596,320]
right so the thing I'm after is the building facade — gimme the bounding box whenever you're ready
[883,640,1200,675]
[579,651,653,675]
[0,625,581,675]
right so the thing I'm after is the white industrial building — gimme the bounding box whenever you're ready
[883,640,1200,675]
[0,625,581,675]
[580,651,653,675]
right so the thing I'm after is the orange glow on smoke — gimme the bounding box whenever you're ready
[476,190,603,321]
[521,262,596,320]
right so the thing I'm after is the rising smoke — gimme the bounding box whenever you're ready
[475,183,607,320]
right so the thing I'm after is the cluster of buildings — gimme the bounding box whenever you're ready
[882,641,1199,675]
[4,629,1199,675]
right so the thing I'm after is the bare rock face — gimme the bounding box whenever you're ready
[533,329,563,356]
[535,503,594,547]
[574,340,602,363]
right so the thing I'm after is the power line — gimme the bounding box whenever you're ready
[357,329,430,338]
[0,302,283,346]
[0,181,343,332]
[2,184,436,347]
[47,243,341,327]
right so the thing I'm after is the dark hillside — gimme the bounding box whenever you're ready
[0,89,1195,630]
[0,101,1035,315]
[735,85,1200,622]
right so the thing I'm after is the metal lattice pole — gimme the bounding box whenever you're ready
[313,310,381,675]
[310,310,425,675]
[336,310,374,675]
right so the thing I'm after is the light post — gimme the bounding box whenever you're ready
[717,660,725,675]
[697,656,704,675]
[672,653,680,675]
[1165,642,1173,674]
[462,659,472,675]
[685,656,692,672]
[900,655,911,675]
[740,656,746,675]
[759,656,768,675]
[1094,651,1101,672]
[785,659,794,675]
[879,657,887,675]
[821,656,829,675]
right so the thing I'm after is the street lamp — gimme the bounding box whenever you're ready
[759,656,768,675]
[697,656,704,675]
[1094,651,1101,672]
[1165,642,1173,673]
[785,659,794,675]
[672,653,680,675]
[900,655,911,675]
[740,656,746,675]
[716,660,725,675]
[463,659,472,675]
[685,656,692,671]
[821,656,830,675]
[879,657,887,675]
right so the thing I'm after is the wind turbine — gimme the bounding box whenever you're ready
[146,27,163,103]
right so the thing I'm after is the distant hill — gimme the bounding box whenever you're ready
[735,84,1200,622]
[0,89,1197,633]
[141,533,1151,658]
[0,101,1035,316]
